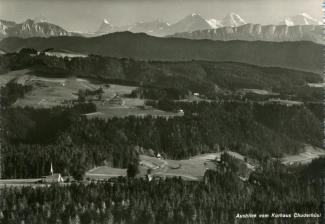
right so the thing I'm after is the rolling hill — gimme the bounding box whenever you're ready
[0,32,322,73]
[1,53,322,102]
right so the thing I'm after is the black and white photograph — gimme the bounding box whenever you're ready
[0,0,324,223]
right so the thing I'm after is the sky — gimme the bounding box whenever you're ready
[0,0,323,32]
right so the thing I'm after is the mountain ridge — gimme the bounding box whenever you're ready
[281,13,322,26]
[170,23,322,44]
[95,12,320,37]
[0,31,321,73]
[221,12,246,27]
[0,19,73,40]
[95,12,248,36]
[1,12,320,39]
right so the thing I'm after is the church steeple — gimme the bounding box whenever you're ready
[50,162,53,175]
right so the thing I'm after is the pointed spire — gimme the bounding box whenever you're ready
[50,162,54,175]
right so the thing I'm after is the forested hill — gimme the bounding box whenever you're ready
[0,32,322,73]
[0,53,322,101]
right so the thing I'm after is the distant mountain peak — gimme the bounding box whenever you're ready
[33,16,48,23]
[103,18,111,25]
[168,13,211,33]
[24,19,35,24]
[0,19,17,37]
[183,13,205,21]
[299,13,314,19]
[128,20,170,36]
[190,12,200,17]
[206,19,221,29]
[0,18,71,39]
[0,19,17,29]
[97,18,115,34]
[221,12,246,27]
[282,13,321,26]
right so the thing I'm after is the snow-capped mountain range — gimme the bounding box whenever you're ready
[281,13,322,26]
[0,19,71,40]
[96,12,249,36]
[169,13,323,44]
[96,12,322,39]
[220,12,247,27]
[171,24,323,44]
[0,12,321,43]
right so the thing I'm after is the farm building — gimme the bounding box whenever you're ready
[108,94,125,106]
[178,109,184,115]
[156,153,164,159]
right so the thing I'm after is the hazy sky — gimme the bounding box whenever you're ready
[0,0,322,32]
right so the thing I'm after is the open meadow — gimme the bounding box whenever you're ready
[83,145,325,182]
[0,69,182,118]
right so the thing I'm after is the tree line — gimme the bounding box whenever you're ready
[1,101,321,178]
[0,80,32,107]
[0,52,322,101]
[0,157,323,224]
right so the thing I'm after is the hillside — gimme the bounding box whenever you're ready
[0,53,322,101]
[0,32,322,73]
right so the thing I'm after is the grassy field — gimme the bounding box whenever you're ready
[281,145,325,165]
[0,69,138,108]
[84,146,325,181]
[85,167,127,180]
[86,107,182,119]
[85,154,220,181]
[268,99,303,106]
[307,82,325,88]
[0,69,31,86]
[44,51,87,58]
[237,88,279,96]
[13,76,82,108]
[1,69,182,118]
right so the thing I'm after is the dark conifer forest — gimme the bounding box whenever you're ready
[0,157,323,224]
[1,101,322,179]
[0,51,323,224]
